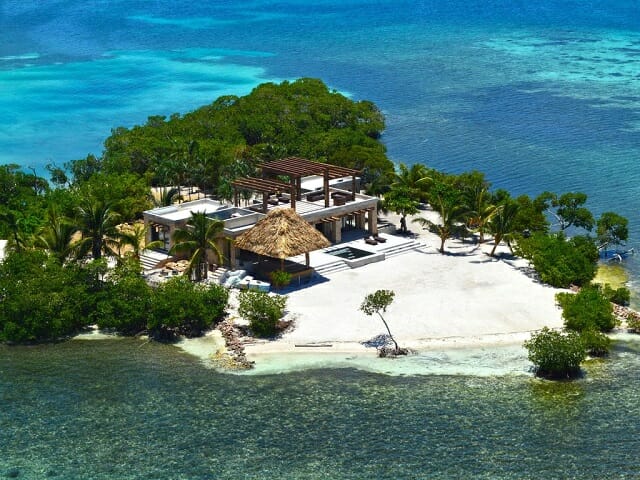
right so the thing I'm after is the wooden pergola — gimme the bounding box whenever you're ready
[231,177,296,213]
[260,157,360,208]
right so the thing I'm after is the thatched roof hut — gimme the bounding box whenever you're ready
[234,208,330,266]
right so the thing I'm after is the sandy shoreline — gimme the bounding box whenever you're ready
[241,210,565,362]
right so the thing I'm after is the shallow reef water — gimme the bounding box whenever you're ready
[1,338,640,479]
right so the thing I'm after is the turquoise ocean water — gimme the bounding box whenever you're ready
[3,2,640,477]
[3,1,640,284]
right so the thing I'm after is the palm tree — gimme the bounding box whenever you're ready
[169,212,224,282]
[413,180,467,254]
[488,201,519,257]
[113,222,163,261]
[76,198,120,260]
[463,183,498,243]
[0,209,32,253]
[35,205,80,264]
[152,186,183,207]
[392,163,431,202]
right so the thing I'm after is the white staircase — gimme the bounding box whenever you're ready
[379,239,429,258]
[140,249,170,271]
[209,266,229,284]
[313,260,350,276]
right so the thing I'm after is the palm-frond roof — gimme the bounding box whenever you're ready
[234,207,330,259]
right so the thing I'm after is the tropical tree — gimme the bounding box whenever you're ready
[0,250,94,342]
[383,185,419,233]
[556,285,616,333]
[152,186,183,208]
[392,163,431,201]
[35,205,80,264]
[548,192,594,232]
[359,289,405,355]
[238,290,287,337]
[0,209,34,253]
[76,198,120,260]
[488,200,519,257]
[413,179,466,254]
[524,327,586,379]
[169,212,224,281]
[596,211,628,248]
[463,184,498,243]
[112,222,163,262]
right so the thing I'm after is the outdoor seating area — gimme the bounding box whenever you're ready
[203,267,271,291]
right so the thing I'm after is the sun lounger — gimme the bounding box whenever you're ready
[373,234,387,243]
[365,237,378,245]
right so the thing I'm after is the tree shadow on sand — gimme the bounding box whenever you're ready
[361,333,393,349]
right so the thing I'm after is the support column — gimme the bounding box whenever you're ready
[229,242,237,270]
[167,225,177,252]
[367,209,378,236]
[290,184,296,211]
[324,168,330,208]
[355,213,365,230]
[322,222,332,241]
[145,220,154,246]
[332,220,341,243]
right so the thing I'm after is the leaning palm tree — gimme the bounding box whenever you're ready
[488,201,520,257]
[463,183,498,243]
[169,212,224,282]
[413,180,467,254]
[76,198,120,260]
[35,205,80,264]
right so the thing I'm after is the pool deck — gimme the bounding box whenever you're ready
[284,229,425,276]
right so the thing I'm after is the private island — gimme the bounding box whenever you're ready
[0,79,636,378]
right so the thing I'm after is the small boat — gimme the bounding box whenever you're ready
[599,246,635,262]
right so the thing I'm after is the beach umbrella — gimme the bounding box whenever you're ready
[234,207,330,268]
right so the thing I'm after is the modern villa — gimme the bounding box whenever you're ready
[142,157,380,271]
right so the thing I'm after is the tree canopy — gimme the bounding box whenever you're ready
[98,78,394,196]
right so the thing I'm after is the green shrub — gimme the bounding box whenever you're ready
[601,284,630,306]
[94,260,152,334]
[0,251,94,343]
[514,233,598,288]
[148,276,229,341]
[556,285,616,332]
[269,270,292,291]
[580,329,611,357]
[238,291,287,338]
[524,328,586,379]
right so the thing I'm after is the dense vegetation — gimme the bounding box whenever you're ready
[237,290,287,337]
[0,77,633,346]
[524,328,587,379]
[556,286,617,333]
[0,255,228,342]
[100,78,393,197]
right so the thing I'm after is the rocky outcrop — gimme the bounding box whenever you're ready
[613,304,640,332]
[214,319,254,370]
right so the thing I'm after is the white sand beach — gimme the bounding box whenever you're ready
[242,211,565,361]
